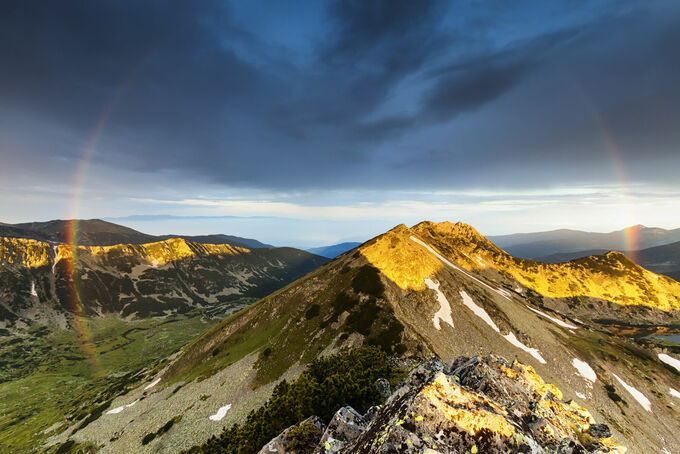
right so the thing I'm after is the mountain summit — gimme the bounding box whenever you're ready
[43,221,680,453]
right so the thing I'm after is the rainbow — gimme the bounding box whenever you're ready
[591,112,640,261]
[62,58,149,376]
[576,82,640,261]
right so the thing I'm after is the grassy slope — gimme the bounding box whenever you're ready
[0,315,214,453]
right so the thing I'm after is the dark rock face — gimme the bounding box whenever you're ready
[375,378,391,400]
[588,424,612,439]
[258,355,626,454]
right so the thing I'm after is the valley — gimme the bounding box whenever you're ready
[0,221,328,453]
[0,314,213,453]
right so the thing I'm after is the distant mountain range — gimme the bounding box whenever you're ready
[489,224,680,259]
[0,236,326,327]
[307,241,362,258]
[0,219,323,328]
[539,240,680,281]
[0,219,272,248]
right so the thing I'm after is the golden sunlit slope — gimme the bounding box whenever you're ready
[0,236,326,322]
[361,221,680,311]
[0,236,249,268]
[0,237,53,268]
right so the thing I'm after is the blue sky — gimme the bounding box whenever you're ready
[1,0,679,247]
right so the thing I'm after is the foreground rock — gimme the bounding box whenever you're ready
[261,355,626,453]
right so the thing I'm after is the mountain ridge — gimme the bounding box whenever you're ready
[53,220,680,453]
[0,219,271,249]
[307,242,362,258]
[539,240,680,282]
[0,235,327,326]
[489,224,680,259]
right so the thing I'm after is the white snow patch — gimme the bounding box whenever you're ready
[209,404,232,421]
[30,281,37,297]
[502,332,546,364]
[526,306,578,330]
[612,373,651,412]
[575,392,586,399]
[459,291,546,364]
[410,236,511,301]
[670,388,680,399]
[106,399,139,415]
[497,288,511,298]
[144,377,161,390]
[460,290,500,332]
[658,353,680,373]
[572,358,597,383]
[150,259,159,268]
[424,278,454,330]
[51,246,59,274]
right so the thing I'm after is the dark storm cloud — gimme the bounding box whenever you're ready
[1,0,679,190]
[421,29,575,122]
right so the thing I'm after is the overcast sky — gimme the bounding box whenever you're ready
[1,0,679,247]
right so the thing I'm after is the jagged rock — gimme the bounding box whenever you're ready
[363,406,381,423]
[260,416,325,454]
[588,423,612,439]
[316,406,366,454]
[376,378,391,399]
[389,355,423,372]
[339,355,625,453]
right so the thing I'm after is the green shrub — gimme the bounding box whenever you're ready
[184,346,402,454]
[286,420,322,453]
[351,265,385,298]
[344,298,380,335]
[305,304,321,319]
[331,292,359,317]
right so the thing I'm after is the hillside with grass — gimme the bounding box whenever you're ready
[51,221,680,453]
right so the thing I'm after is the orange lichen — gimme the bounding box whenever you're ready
[419,373,516,437]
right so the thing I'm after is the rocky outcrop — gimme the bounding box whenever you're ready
[260,416,325,454]
[260,355,626,453]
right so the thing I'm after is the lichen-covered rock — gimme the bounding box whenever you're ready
[588,423,612,439]
[259,355,627,454]
[343,355,626,453]
[376,378,391,399]
[316,406,367,454]
[260,416,325,454]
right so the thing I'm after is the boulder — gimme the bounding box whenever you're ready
[259,355,626,454]
[375,378,391,399]
[316,406,366,454]
[259,416,325,454]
